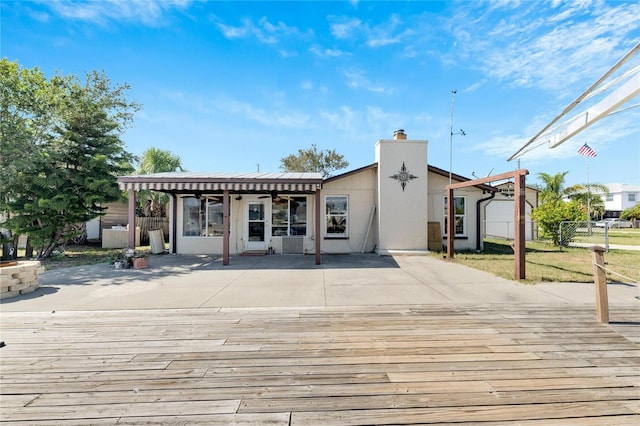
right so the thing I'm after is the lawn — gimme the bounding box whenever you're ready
[570,227,640,247]
[446,239,640,284]
[21,244,151,271]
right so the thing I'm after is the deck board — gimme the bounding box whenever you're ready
[1,306,639,424]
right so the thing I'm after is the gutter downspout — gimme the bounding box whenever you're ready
[476,191,496,252]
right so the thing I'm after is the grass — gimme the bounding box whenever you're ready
[17,244,152,271]
[607,228,640,245]
[571,227,640,247]
[441,238,640,284]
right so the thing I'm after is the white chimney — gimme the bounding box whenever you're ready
[393,129,407,140]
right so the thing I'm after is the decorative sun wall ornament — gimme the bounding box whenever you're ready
[389,162,418,192]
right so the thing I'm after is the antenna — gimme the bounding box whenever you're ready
[449,90,466,186]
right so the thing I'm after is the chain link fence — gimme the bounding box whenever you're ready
[559,221,609,251]
[484,220,537,240]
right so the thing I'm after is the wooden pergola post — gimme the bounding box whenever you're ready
[446,187,455,258]
[315,189,321,265]
[514,172,526,279]
[446,169,529,280]
[127,189,136,249]
[590,245,609,323]
[222,190,230,266]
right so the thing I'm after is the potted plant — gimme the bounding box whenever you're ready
[109,247,148,269]
[109,252,128,269]
[132,252,148,269]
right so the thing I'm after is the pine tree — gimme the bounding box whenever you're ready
[1,60,138,258]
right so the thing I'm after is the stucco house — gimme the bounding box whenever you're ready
[599,183,640,218]
[118,130,497,264]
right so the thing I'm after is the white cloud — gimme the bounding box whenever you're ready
[367,14,415,48]
[215,96,310,129]
[216,20,249,39]
[38,0,191,26]
[329,17,362,39]
[462,80,487,94]
[309,46,348,58]
[344,70,390,93]
[446,1,640,94]
[474,107,640,163]
[216,16,311,45]
[328,13,414,48]
[320,106,356,132]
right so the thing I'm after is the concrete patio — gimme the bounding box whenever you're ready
[1,253,638,312]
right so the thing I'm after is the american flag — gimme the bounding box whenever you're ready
[578,143,597,157]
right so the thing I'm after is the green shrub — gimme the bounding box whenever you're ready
[621,203,640,221]
[531,200,586,245]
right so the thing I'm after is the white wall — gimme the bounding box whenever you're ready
[86,216,100,240]
[375,139,429,254]
[601,184,640,213]
[322,167,377,254]
[485,200,534,240]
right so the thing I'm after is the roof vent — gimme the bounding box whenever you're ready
[393,129,407,140]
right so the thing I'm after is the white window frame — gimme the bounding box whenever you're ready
[325,195,348,238]
[182,196,230,237]
[271,196,308,237]
[443,195,466,237]
[629,193,636,202]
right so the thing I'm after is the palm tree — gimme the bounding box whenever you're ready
[137,148,185,217]
[537,172,608,220]
[537,172,583,204]
[567,183,609,220]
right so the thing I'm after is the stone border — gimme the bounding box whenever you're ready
[0,261,44,299]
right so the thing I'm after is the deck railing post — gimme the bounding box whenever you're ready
[590,245,609,324]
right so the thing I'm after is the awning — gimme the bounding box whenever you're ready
[118,172,323,193]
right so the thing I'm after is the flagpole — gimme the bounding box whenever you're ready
[586,155,591,221]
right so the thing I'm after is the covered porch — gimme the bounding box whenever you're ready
[118,172,324,265]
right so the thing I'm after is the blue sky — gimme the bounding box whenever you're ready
[2,0,639,188]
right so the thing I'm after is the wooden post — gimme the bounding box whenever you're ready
[222,190,230,266]
[446,187,455,259]
[514,171,526,280]
[127,189,136,249]
[315,189,321,265]
[448,169,529,276]
[590,246,609,323]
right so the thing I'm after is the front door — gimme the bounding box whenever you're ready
[244,197,270,251]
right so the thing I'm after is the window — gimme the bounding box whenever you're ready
[272,196,307,236]
[182,196,227,237]
[606,193,613,201]
[325,195,348,237]
[629,193,636,202]
[443,196,466,237]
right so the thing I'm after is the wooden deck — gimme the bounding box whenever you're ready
[1,305,639,425]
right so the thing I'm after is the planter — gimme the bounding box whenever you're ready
[1,260,43,299]
[133,258,148,269]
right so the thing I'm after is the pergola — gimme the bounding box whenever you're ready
[117,172,324,266]
[447,169,529,280]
